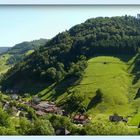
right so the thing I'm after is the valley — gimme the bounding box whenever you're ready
[0,16,140,135]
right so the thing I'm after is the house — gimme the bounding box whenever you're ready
[56,109,65,116]
[44,107,55,113]
[55,127,71,135]
[73,114,89,124]
[32,101,55,111]
[38,101,55,108]
[32,96,41,104]
[36,110,46,116]
[3,102,10,111]
[11,94,19,100]
[109,114,127,122]
[31,100,65,115]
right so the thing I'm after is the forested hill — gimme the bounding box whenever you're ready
[6,38,48,65]
[0,39,48,76]
[1,16,140,91]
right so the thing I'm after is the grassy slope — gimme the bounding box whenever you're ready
[0,54,11,74]
[0,49,34,75]
[38,56,136,117]
[71,56,133,115]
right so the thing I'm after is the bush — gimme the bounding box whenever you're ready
[18,117,31,135]
[0,109,10,127]
[84,120,138,135]
[29,119,54,135]
[0,127,18,135]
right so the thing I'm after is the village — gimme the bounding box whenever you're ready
[1,92,131,126]
[1,93,91,126]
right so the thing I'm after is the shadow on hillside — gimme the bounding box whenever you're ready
[129,54,140,85]
[47,76,80,101]
[91,54,135,63]
[87,89,103,110]
[127,54,140,71]
[1,75,81,100]
[1,79,53,96]
[134,88,140,100]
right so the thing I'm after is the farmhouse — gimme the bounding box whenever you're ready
[73,114,89,124]
[109,114,128,123]
[36,110,46,116]
[11,94,19,100]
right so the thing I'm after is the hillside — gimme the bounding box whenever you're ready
[2,16,140,89]
[0,39,47,75]
[1,16,140,135]
[38,56,133,115]
[0,47,10,54]
[6,38,47,65]
[1,16,140,120]
[64,56,133,115]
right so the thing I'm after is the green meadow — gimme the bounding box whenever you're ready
[38,56,135,116]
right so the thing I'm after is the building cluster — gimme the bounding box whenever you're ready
[2,94,91,126]
[31,100,65,116]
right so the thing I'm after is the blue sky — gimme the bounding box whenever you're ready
[0,6,140,46]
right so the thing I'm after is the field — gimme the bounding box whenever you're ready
[73,57,133,114]
[0,54,11,74]
[38,56,136,116]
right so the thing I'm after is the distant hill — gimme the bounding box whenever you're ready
[0,38,48,75]
[6,38,48,65]
[0,47,10,54]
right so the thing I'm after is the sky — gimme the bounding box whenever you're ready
[0,0,140,4]
[0,6,140,46]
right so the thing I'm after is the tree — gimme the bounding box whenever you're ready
[64,91,85,112]
[46,67,57,81]
[0,127,18,135]
[18,117,31,135]
[0,109,10,127]
[84,120,137,135]
[29,119,54,135]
